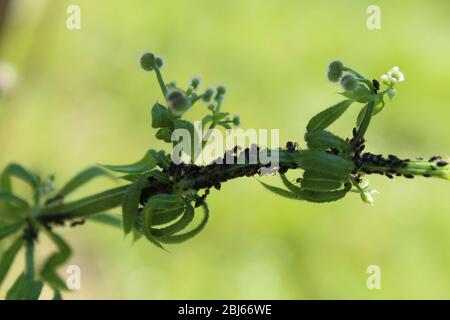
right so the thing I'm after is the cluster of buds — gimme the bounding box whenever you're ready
[380,66,405,87]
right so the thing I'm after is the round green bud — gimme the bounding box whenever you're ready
[340,74,358,91]
[216,85,226,95]
[191,77,201,89]
[155,57,164,68]
[166,88,190,116]
[207,104,215,111]
[232,115,240,126]
[166,81,177,89]
[140,52,155,71]
[327,60,344,82]
[203,88,214,102]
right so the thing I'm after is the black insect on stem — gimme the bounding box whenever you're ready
[372,79,380,93]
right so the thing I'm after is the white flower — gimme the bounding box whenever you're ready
[360,189,379,205]
[380,66,405,87]
[388,66,405,82]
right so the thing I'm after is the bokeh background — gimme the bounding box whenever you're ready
[1,0,449,299]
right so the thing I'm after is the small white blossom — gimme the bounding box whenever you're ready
[360,189,379,205]
[380,66,405,87]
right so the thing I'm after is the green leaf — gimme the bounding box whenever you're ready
[142,203,165,250]
[173,119,201,161]
[149,150,171,169]
[0,163,39,203]
[306,100,353,132]
[150,204,193,238]
[152,102,174,128]
[279,174,302,193]
[39,185,128,219]
[100,150,157,173]
[5,273,26,300]
[356,99,385,126]
[122,178,147,235]
[155,127,173,143]
[304,130,351,153]
[0,163,38,192]
[301,170,345,192]
[147,193,184,210]
[299,182,352,203]
[0,192,29,210]
[202,115,214,128]
[147,170,170,184]
[294,150,354,178]
[158,203,210,244]
[40,229,72,290]
[53,288,63,300]
[27,281,43,300]
[0,235,24,289]
[57,167,113,198]
[0,222,25,241]
[214,112,229,121]
[340,85,372,103]
[258,180,303,200]
[5,274,42,300]
[151,206,185,226]
[88,213,122,229]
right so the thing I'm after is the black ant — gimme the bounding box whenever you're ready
[286,141,298,152]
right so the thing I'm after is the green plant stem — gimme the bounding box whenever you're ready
[24,223,35,300]
[153,65,167,96]
[34,149,448,224]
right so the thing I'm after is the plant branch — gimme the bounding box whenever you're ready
[34,149,449,224]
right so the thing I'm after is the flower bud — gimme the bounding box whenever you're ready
[360,189,378,205]
[140,52,155,71]
[387,87,396,99]
[327,60,344,82]
[191,77,201,89]
[216,85,226,95]
[232,115,240,126]
[207,104,215,111]
[155,57,164,68]
[166,88,190,116]
[203,88,214,102]
[340,74,358,91]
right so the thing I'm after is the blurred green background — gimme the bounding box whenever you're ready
[0,0,449,299]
